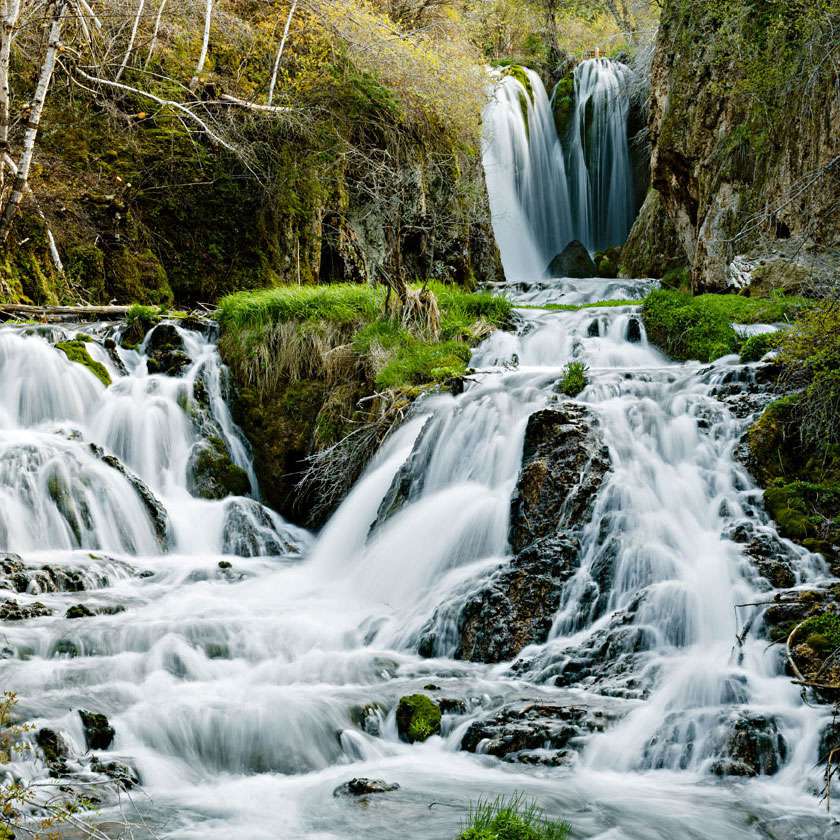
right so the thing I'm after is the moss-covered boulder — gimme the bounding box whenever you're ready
[395,694,441,743]
[188,436,250,500]
[105,247,173,306]
[145,324,190,376]
[55,340,112,387]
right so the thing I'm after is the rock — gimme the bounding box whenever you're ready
[725,521,798,589]
[710,714,787,777]
[90,756,140,790]
[333,778,400,797]
[218,560,232,570]
[438,698,467,715]
[78,710,115,750]
[0,554,29,593]
[187,436,250,500]
[66,604,94,619]
[53,639,81,657]
[620,189,687,279]
[145,324,191,376]
[395,694,441,743]
[587,319,600,337]
[453,536,579,663]
[36,728,69,775]
[546,240,597,278]
[221,499,304,557]
[460,701,618,765]
[0,599,53,621]
[626,317,642,343]
[509,404,610,554]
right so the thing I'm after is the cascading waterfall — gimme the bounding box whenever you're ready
[482,59,638,279]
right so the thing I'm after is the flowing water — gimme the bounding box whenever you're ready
[482,59,638,280]
[1,289,837,839]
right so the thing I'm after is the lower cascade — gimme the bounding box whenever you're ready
[1,278,836,838]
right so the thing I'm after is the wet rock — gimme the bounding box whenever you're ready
[78,710,115,750]
[587,320,600,337]
[145,324,191,376]
[460,701,617,764]
[333,778,400,797]
[626,317,642,343]
[96,605,126,616]
[187,436,250,500]
[0,599,53,621]
[710,714,787,777]
[725,521,798,588]
[222,499,303,557]
[66,604,94,619]
[395,694,441,743]
[90,756,140,790]
[36,728,69,775]
[454,536,579,663]
[818,718,840,764]
[509,404,610,553]
[0,553,29,593]
[53,639,81,658]
[438,698,467,715]
[218,560,232,570]
[546,240,597,278]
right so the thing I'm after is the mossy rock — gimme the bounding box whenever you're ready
[65,244,107,304]
[188,436,250,500]
[105,246,173,306]
[501,65,534,102]
[55,340,112,387]
[739,331,782,363]
[395,694,441,743]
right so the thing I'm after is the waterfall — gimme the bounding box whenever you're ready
[482,59,638,279]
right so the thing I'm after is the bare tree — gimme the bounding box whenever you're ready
[267,0,297,106]
[190,0,213,89]
[0,0,21,193]
[114,0,145,81]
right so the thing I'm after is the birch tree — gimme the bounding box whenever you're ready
[190,0,213,89]
[0,0,21,192]
[114,0,145,81]
[267,0,297,107]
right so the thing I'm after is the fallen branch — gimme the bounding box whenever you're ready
[0,303,131,319]
[217,93,292,113]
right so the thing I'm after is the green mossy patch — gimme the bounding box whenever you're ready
[55,340,112,388]
[190,436,250,500]
[395,694,441,743]
[739,331,783,363]
[557,361,587,397]
[459,796,570,840]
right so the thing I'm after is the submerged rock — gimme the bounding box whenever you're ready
[78,709,115,750]
[66,604,94,619]
[395,694,441,743]
[710,714,787,777]
[221,498,305,557]
[90,756,140,789]
[509,404,610,553]
[726,520,799,589]
[333,778,400,797]
[546,240,597,278]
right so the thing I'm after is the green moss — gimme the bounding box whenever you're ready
[122,304,163,348]
[106,247,173,306]
[798,613,840,652]
[395,694,441,743]
[740,331,783,363]
[191,436,251,500]
[557,361,588,397]
[501,65,534,102]
[459,795,570,840]
[55,340,112,388]
[65,245,107,304]
[661,266,691,291]
[642,289,808,363]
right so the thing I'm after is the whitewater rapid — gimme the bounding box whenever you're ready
[0,277,836,839]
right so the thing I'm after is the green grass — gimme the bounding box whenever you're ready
[219,282,513,392]
[558,361,588,397]
[458,795,570,840]
[642,289,809,363]
[55,340,111,387]
[517,299,639,312]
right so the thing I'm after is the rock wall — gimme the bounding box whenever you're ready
[623,0,839,291]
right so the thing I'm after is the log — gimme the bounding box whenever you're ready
[0,303,132,320]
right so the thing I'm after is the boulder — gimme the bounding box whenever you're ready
[0,599,53,621]
[145,324,191,376]
[509,404,610,554]
[36,728,69,775]
[546,240,597,278]
[78,709,115,750]
[333,778,400,797]
[66,604,94,619]
[710,714,787,777]
[187,436,250,500]
[725,520,799,589]
[395,694,441,743]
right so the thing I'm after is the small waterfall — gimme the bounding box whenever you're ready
[482,59,638,279]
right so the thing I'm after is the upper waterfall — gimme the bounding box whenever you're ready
[482,59,639,280]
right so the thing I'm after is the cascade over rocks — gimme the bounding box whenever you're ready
[145,324,191,377]
[547,241,598,279]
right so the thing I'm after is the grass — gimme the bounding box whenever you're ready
[558,361,587,397]
[642,289,809,363]
[516,299,639,312]
[218,282,513,392]
[458,795,570,840]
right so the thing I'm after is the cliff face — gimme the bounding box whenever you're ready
[624,0,839,291]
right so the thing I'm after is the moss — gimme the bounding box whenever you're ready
[65,245,107,304]
[557,361,588,397]
[106,247,173,306]
[739,330,782,363]
[190,436,251,500]
[501,65,534,102]
[55,340,112,387]
[395,694,441,743]
[661,266,691,291]
[798,613,840,652]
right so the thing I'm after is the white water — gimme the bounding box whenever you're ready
[1,286,837,838]
[482,60,638,280]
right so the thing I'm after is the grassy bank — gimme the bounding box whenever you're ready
[642,289,809,362]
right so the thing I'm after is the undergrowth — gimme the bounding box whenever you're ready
[458,795,570,840]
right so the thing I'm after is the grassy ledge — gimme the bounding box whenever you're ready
[641,289,809,363]
[457,795,570,840]
[516,298,640,312]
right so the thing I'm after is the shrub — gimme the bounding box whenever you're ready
[458,795,570,840]
[558,361,588,397]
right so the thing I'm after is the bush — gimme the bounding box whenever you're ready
[740,330,783,362]
[558,361,588,397]
[458,795,570,840]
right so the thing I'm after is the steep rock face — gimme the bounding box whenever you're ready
[620,188,687,278]
[632,0,839,291]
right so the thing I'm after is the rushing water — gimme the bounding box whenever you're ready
[482,59,638,280]
[1,282,837,838]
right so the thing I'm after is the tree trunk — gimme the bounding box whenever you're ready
[115,0,146,82]
[145,0,168,67]
[0,0,21,195]
[190,0,213,89]
[0,0,66,242]
[267,0,297,106]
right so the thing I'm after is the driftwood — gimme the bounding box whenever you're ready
[0,303,132,321]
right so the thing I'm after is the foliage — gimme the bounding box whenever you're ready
[458,794,570,840]
[54,341,112,388]
[739,331,782,363]
[557,361,588,397]
[642,289,808,362]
